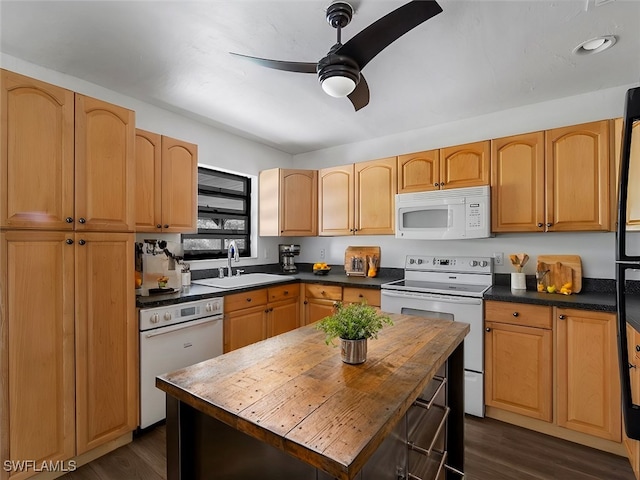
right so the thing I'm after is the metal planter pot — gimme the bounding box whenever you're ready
[340,338,367,364]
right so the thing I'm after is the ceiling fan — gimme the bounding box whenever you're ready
[230,0,443,111]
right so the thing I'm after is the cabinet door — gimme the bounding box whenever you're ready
[397,150,440,193]
[268,297,299,337]
[161,136,197,233]
[1,231,75,472]
[134,129,162,232]
[440,140,490,189]
[318,164,354,236]
[224,305,267,352]
[485,321,552,421]
[342,287,381,307]
[619,118,640,230]
[280,169,318,236]
[545,121,610,231]
[354,157,396,235]
[623,324,640,478]
[304,299,337,326]
[75,94,135,232]
[491,132,545,232]
[1,70,75,230]
[75,232,136,454]
[556,308,621,441]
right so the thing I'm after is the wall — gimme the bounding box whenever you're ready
[291,83,639,279]
[1,54,292,270]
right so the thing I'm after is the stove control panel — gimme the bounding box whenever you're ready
[405,255,493,274]
[139,297,224,331]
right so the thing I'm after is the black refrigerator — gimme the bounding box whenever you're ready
[616,85,640,441]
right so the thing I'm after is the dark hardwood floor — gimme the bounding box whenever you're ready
[60,416,635,480]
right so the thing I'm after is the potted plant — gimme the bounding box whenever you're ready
[316,302,393,364]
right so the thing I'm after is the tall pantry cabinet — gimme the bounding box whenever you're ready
[0,69,137,479]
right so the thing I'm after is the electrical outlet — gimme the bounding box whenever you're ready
[320,248,326,259]
[494,252,504,266]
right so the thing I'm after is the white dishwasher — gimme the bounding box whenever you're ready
[139,297,223,429]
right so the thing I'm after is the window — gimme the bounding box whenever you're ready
[182,167,251,260]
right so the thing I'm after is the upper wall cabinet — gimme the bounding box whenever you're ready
[1,69,75,230]
[491,132,545,232]
[319,157,396,236]
[492,121,611,233]
[397,141,490,194]
[614,117,640,230]
[545,121,610,232]
[259,168,318,236]
[135,129,198,233]
[1,70,135,232]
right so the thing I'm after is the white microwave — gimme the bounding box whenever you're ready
[395,186,491,240]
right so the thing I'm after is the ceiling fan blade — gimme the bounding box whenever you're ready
[348,75,369,111]
[337,0,442,70]
[230,53,317,74]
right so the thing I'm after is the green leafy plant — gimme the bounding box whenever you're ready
[316,301,393,345]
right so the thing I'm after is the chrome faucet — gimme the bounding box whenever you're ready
[227,240,240,277]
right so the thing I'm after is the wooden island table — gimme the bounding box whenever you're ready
[156,313,468,480]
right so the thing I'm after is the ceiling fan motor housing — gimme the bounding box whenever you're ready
[326,2,353,29]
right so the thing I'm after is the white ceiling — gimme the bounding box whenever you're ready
[1,0,639,155]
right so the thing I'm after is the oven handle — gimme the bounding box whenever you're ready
[143,316,223,338]
[381,289,482,305]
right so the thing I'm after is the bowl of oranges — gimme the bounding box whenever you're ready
[313,262,331,275]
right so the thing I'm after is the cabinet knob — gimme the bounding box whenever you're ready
[156,224,162,228]
[304,300,308,305]
[265,309,269,313]
[65,217,74,223]
[512,312,519,317]
[359,294,364,298]
[246,298,252,302]
[559,314,566,320]
[630,363,637,369]
[537,223,544,228]
[546,223,552,228]
[78,239,86,245]
[78,217,86,224]
[66,238,74,245]
[636,345,640,352]
[485,327,491,332]
[434,183,439,187]
[163,224,169,229]
[284,291,289,295]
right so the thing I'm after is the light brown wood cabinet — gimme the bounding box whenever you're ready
[0,231,137,475]
[614,117,640,230]
[1,70,135,232]
[224,284,300,352]
[397,149,440,193]
[623,324,640,479]
[342,287,381,307]
[259,168,317,236]
[484,301,553,421]
[556,308,621,441]
[303,284,342,325]
[439,141,490,189]
[319,158,396,236]
[75,94,135,232]
[75,232,137,454]
[486,302,622,447]
[134,130,198,233]
[492,121,611,232]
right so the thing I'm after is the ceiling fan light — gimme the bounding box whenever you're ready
[322,75,356,98]
[321,75,356,97]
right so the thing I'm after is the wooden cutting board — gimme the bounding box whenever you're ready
[536,255,582,293]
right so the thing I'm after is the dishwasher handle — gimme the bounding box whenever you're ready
[143,316,222,338]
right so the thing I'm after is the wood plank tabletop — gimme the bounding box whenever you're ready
[156,313,469,480]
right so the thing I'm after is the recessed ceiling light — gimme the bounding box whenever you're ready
[573,35,617,55]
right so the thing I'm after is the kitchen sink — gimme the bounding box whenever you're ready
[192,273,291,290]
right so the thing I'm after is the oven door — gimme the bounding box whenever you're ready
[381,289,483,372]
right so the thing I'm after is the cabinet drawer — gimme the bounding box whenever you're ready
[305,284,342,301]
[343,287,381,307]
[224,288,268,312]
[485,300,552,329]
[268,283,300,303]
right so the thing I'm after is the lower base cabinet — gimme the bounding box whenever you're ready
[0,230,136,479]
[624,324,640,479]
[485,301,621,446]
[303,284,342,325]
[224,284,300,352]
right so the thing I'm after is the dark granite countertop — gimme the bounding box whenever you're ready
[136,264,403,309]
[483,285,617,312]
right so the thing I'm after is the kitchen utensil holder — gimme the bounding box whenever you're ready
[511,272,526,291]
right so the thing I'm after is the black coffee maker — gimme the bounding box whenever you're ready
[279,244,300,273]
